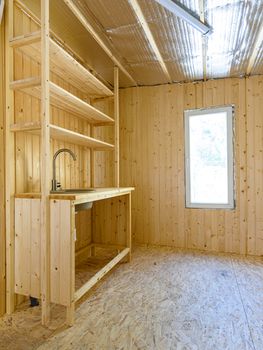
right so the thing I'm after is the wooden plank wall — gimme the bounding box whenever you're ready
[119,76,263,256]
[93,196,129,247]
[0,11,6,316]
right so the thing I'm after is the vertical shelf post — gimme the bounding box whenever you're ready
[40,0,51,325]
[5,0,15,314]
[66,204,76,326]
[114,66,120,187]
[90,125,95,188]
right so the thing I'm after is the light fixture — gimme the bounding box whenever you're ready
[154,0,211,35]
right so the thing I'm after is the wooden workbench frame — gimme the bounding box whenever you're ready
[49,190,132,326]
[7,0,122,326]
[72,192,131,325]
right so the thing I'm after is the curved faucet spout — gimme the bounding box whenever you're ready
[52,148,77,191]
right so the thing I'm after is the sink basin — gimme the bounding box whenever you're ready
[50,188,95,194]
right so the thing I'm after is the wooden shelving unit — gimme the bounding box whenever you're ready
[10,122,114,149]
[6,0,121,327]
[9,31,113,98]
[10,78,114,124]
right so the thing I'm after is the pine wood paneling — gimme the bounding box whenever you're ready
[14,198,41,298]
[0,16,6,316]
[119,77,263,256]
[50,199,73,307]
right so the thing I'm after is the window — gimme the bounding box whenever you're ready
[184,106,234,209]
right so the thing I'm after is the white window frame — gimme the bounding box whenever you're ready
[184,105,235,209]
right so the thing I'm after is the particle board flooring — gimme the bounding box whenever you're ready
[0,246,262,350]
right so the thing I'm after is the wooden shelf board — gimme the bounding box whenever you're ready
[50,124,114,149]
[10,121,41,132]
[10,78,114,124]
[74,248,130,302]
[9,31,41,48]
[10,121,114,150]
[10,32,113,98]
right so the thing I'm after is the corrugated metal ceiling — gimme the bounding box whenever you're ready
[74,0,263,86]
[20,0,263,87]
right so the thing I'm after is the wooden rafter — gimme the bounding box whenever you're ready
[247,25,263,75]
[129,0,172,83]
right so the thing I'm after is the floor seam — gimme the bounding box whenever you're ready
[231,257,257,350]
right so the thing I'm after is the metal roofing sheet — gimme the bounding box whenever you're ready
[206,0,263,79]
[82,0,263,85]
[22,0,263,86]
[252,44,263,75]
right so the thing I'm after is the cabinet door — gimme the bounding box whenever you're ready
[15,198,41,298]
[50,200,75,306]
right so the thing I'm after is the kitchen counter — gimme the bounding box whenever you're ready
[15,187,134,204]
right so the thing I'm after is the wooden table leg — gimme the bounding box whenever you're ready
[127,193,132,262]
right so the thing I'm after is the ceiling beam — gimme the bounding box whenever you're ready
[154,0,211,35]
[246,25,263,75]
[129,0,172,83]
[63,0,137,86]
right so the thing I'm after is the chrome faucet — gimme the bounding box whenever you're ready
[51,148,77,191]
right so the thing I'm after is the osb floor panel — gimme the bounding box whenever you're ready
[0,246,262,350]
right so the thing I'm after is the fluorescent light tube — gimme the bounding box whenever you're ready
[154,0,211,35]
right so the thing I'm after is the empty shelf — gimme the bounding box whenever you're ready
[10,77,114,124]
[10,31,113,98]
[10,122,114,150]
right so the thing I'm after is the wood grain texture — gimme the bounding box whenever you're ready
[93,196,129,247]
[119,77,263,256]
[0,246,262,349]
[12,4,114,196]
[50,200,72,306]
[10,31,113,97]
[14,198,41,298]
[0,15,6,316]
[5,0,16,315]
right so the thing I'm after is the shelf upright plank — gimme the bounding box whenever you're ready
[90,122,95,257]
[90,123,95,187]
[126,192,132,262]
[0,10,5,316]
[114,66,120,187]
[5,0,15,315]
[66,203,76,326]
[40,0,51,325]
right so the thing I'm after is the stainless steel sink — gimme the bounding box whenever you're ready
[50,188,95,194]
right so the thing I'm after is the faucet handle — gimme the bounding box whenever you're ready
[56,182,61,189]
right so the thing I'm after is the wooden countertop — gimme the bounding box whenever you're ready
[15,187,134,204]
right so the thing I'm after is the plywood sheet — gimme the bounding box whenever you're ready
[0,246,262,349]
